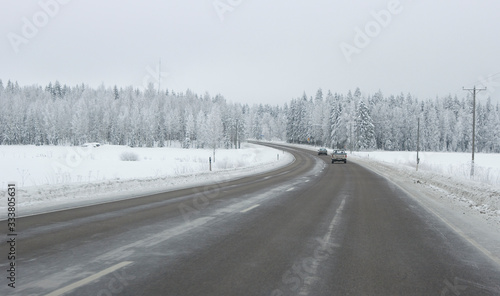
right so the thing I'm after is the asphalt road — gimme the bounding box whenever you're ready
[2,143,500,296]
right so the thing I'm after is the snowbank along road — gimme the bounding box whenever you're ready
[1,142,499,295]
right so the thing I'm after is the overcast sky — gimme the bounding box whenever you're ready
[1,0,500,105]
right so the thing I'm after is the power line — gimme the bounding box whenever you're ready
[467,71,500,87]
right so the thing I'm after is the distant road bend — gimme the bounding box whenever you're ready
[1,142,500,295]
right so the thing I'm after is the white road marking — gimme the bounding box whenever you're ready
[305,180,310,183]
[45,261,133,296]
[94,217,214,262]
[299,196,346,296]
[286,187,295,191]
[323,198,346,243]
[240,204,260,213]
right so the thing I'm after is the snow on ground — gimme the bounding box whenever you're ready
[0,143,293,218]
[353,150,500,186]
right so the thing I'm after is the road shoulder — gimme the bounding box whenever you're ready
[351,156,500,267]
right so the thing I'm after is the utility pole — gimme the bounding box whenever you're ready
[416,117,420,171]
[463,86,486,177]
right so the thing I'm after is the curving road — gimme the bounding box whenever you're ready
[1,143,500,295]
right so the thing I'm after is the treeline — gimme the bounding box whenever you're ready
[0,80,286,148]
[1,79,500,153]
[286,88,500,152]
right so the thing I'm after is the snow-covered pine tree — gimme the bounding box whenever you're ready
[321,91,334,146]
[355,100,376,150]
[311,88,324,146]
[485,98,500,152]
[184,110,195,148]
[113,85,119,100]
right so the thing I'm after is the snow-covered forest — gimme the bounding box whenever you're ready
[1,80,500,153]
[0,80,286,148]
[287,88,500,152]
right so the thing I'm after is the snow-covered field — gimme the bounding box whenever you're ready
[0,143,293,218]
[353,151,500,186]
